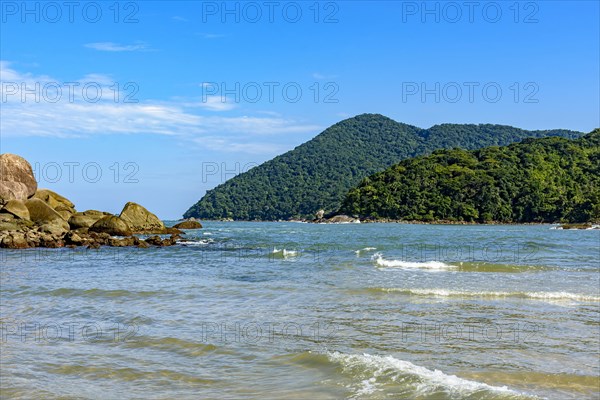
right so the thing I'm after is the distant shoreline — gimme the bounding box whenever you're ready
[188,219,599,229]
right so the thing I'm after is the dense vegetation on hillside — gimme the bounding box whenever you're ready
[340,130,600,223]
[184,114,582,220]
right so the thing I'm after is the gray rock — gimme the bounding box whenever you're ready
[1,199,30,220]
[326,215,360,224]
[1,232,29,249]
[24,198,70,236]
[119,202,165,233]
[69,210,110,229]
[32,189,75,213]
[173,220,202,229]
[0,219,34,232]
[0,154,38,204]
[89,215,132,236]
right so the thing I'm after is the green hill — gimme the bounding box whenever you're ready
[184,114,582,221]
[340,129,600,223]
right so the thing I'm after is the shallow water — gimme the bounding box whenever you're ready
[1,222,599,399]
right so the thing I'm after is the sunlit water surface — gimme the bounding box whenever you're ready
[1,222,599,399]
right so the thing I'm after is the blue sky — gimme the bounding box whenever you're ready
[1,1,598,219]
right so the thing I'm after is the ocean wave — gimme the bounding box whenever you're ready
[550,225,600,230]
[45,362,218,384]
[178,239,214,246]
[373,288,600,302]
[272,248,298,257]
[327,352,534,399]
[355,247,377,255]
[372,255,549,273]
[43,288,164,299]
[372,253,455,270]
[453,262,552,273]
[122,335,231,357]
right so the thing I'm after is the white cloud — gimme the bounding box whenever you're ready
[198,116,321,135]
[0,62,322,154]
[185,96,237,112]
[84,42,149,52]
[195,137,292,155]
[79,73,115,84]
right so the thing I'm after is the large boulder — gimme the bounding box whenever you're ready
[25,198,65,224]
[69,210,110,230]
[173,220,202,229]
[89,215,132,236]
[0,154,38,204]
[326,215,360,224]
[119,202,165,233]
[24,198,70,235]
[33,189,76,219]
[1,199,30,220]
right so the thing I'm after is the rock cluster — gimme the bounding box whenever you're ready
[0,154,196,249]
[312,214,361,224]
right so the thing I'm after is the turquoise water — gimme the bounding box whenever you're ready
[1,222,599,399]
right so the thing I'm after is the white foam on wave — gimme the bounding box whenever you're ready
[327,352,532,398]
[372,253,455,270]
[178,239,213,246]
[550,225,600,230]
[355,247,377,255]
[377,288,600,302]
[524,291,600,302]
[272,248,298,257]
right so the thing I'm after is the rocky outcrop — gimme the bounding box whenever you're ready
[0,213,34,232]
[313,214,361,224]
[0,153,200,249]
[108,236,140,247]
[89,215,132,236]
[68,210,110,230]
[24,198,70,235]
[173,219,203,229]
[145,234,180,246]
[1,199,30,220]
[558,223,599,230]
[0,154,37,204]
[1,232,29,249]
[33,189,76,220]
[119,202,165,233]
[0,225,185,249]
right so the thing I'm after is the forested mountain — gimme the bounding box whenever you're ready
[340,129,600,223]
[184,114,582,220]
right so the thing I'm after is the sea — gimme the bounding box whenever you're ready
[1,222,599,399]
